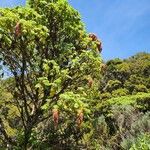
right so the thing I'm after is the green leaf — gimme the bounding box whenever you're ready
[74,103,79,109]
[35,83,42,89]
[41,103,49,110]
[43,80,51,86]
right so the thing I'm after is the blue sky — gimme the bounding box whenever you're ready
[0,0,150,60]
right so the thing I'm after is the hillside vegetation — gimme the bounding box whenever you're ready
[0,0,149,149]
[100,52,150,98]
[0,53,149,149]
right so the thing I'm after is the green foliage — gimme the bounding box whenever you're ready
[0,0,102,149]
[129,134,150,150]
[133,84,148,94]
[105,80,122,93]
[101,92,112,100]
[101,53,150,96]
[0,0,149,149]
[0,80,19,133]
[112,88,129,97]
[101,93,150,107]
[91,105,150,150]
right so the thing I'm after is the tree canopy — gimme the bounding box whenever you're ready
[0,0,102,149]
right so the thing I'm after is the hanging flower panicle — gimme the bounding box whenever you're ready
[76,109,84,128]
[52,108,59,129]
[101,63,107,73]
[15,22,21,36]
[89,33,97,41]
[89,33,102,53]
[88,77,94,88]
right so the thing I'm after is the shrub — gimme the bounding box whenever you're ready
[112,88,129,97]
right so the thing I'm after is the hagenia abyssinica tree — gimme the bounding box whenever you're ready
[0,0,102,149]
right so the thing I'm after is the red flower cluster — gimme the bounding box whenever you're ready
[52,109,59,129]
[76,110,84,128]
[89,33,102,53]
[88,78,94,88]
[15,22,21,36]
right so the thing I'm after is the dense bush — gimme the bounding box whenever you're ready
[112,88,129,97]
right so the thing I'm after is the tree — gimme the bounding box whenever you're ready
[0,0,101,149]
[100,53,150,97]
